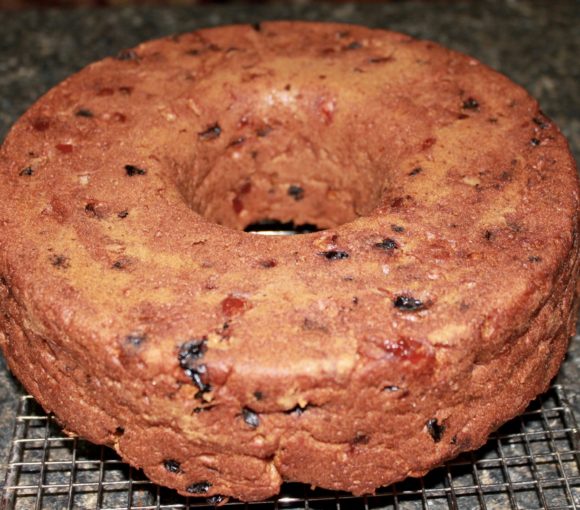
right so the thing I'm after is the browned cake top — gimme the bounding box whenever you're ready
[0,20,577,441]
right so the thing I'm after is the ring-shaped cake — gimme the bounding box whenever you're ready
[0,21,578,502]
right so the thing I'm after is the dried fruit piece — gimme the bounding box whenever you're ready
[124,165,146,176]
[394,295,424,311]
[178,339,208,365]
[319,250,349,260]
[242,407,260,428]
[374,238,398,250]
[50,254,70,269]
[462,97,479,110]
[207,495,226,505]
[178,339,211,393]
[75,108,94,117]
[186,481,212,494]
[221,295,249,317]
[426,418,445,442]
[198,123,222,141]
[163,459,181,473]
[125,333,145,347]
[287,184,305,201]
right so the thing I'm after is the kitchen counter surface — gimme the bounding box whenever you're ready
[0,0,578,506]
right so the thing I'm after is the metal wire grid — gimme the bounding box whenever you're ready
[0,385,578,510]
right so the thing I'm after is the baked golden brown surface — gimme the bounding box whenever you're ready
[0,21,578,502]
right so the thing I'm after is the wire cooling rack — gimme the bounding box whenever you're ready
[0,385,578,510]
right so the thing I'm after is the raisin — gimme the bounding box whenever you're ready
[533,116,549,129]
[259,259,277,269]
[394,295,424,311]
[198,123,221,141]
[242,407,260,428]
[124,164,146,176]
[409,167,422,176]
[117,210,129,219]
[254,391,264,401]
[111,258,130,270]
[345,41,362,50]
[85,202,104,219]
[383,385,400,392]
[207,495,225,505]
[319,250,349,260]
[251,22,262,32]
[391,224,405,233]
[192,405,215,414]
[163,459,181,473]
[191,366,211,394]
[50,254,70,269]
[303,317,328,332]
[178,339,208,366]
[75,108,94,118]
[256,125,273,137]
[178,339,210,393]
[374,238,398,250]
[287,184,305,201]
[352,433,370,445]
[462,97,479,110]
[484,230,494,241]
[426,418,445,442]
[530,138,541,146]
[19,167,34,176]
[186,481,212,494]
[528,255,542,263]
[126,333,145,347]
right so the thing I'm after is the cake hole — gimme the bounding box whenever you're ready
[244,219,322,235]
[174,79,389,232]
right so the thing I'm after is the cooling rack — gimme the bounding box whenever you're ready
[0,384,578,510]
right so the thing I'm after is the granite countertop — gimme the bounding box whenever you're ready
[0,0,579,503]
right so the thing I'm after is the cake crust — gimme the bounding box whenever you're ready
[0,21,578,501]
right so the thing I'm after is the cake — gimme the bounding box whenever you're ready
[0,21,578,502]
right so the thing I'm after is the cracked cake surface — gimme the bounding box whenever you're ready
[0,21,579,501]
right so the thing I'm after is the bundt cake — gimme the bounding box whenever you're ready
[0,21,578,502]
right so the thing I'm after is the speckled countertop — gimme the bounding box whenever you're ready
[0,0,579,503]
